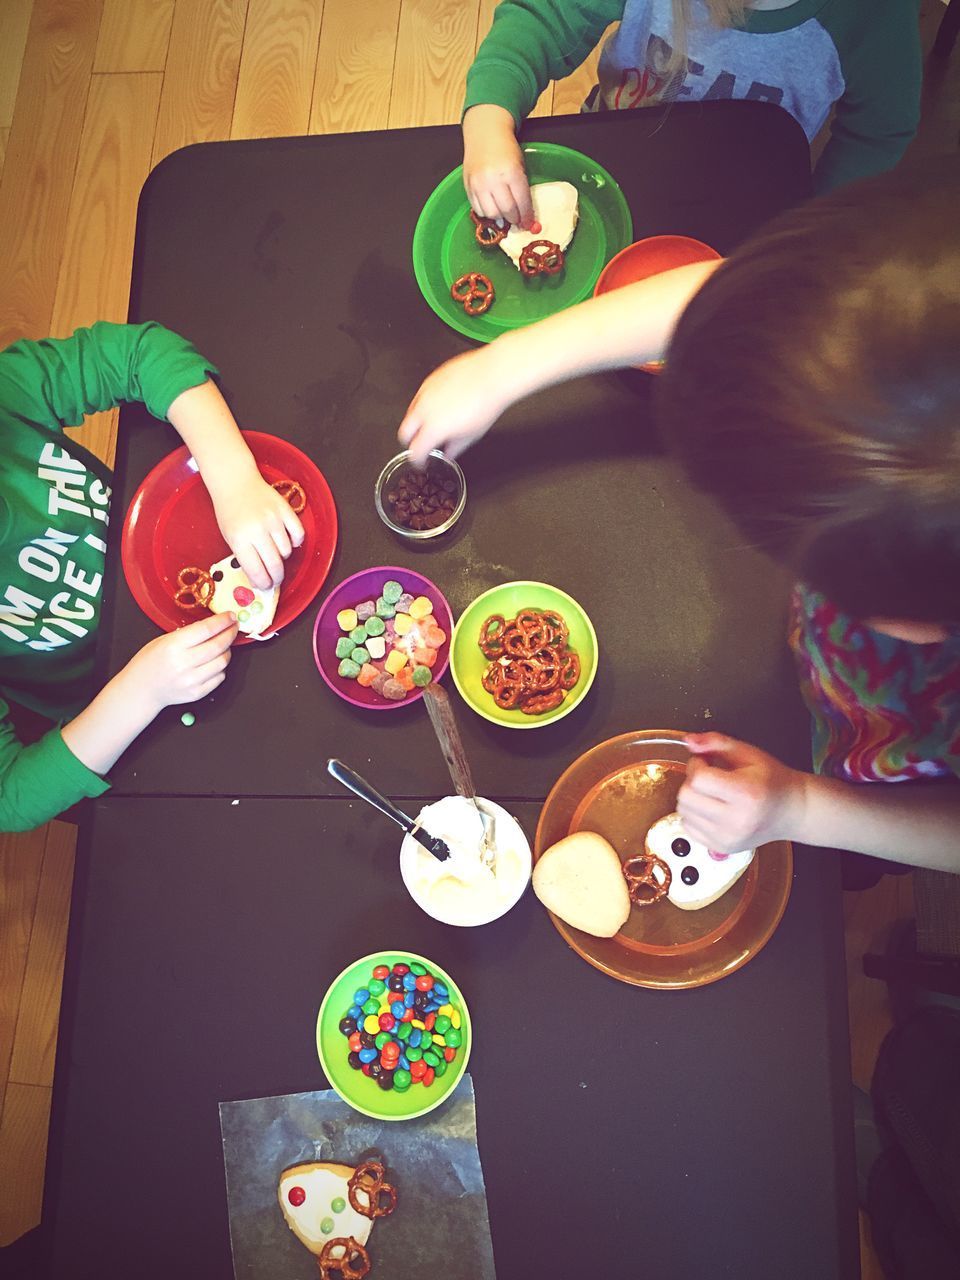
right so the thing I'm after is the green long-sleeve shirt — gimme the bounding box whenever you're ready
[465,0,922,193]
[0,322,216,831]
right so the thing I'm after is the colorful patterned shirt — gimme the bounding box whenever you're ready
[788,585,960,782]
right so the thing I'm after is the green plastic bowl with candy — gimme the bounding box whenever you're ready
[317,951,471,1121]
[451,581,598,729]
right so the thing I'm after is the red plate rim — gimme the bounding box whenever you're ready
[120,430,338,646]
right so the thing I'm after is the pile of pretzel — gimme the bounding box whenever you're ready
[317,1161,397,1280]
[478,607,580,715]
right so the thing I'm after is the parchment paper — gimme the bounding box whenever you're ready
[220,1075,496,1279]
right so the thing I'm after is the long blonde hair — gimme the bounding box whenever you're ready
[658,0,750,96]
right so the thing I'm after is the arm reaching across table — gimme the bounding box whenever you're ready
[398,259,721,466]
[678,733,960,874]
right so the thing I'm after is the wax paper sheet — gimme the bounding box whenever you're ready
[220,1076,496,1279]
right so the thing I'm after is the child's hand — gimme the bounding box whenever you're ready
[462,105,535,229]
[122,614,239,714]
[677,733,809,851]
[210,472,305,590]
[399,347,510,466]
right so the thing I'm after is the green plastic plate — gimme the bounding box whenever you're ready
[412,143,633,343]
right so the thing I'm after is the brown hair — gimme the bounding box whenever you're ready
[657,162,960,623]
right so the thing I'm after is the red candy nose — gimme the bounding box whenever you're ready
[530,220,542,234]
[233,586,255,606]
[708,850,730,861]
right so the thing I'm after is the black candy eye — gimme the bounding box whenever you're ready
[681,866,699,886]
[672,838,691,857]
[212,570,224,581]
[230,557,240,570]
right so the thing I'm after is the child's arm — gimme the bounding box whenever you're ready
[0,613,236,832]
[813,3,921,193]
[1,323,303,588]
[677,733,960,874]
[399,259,720,465]
[166,380,304,589]
[463,0,621,225]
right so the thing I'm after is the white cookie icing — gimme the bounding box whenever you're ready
[400,796,531,926]
[644,812,755,911]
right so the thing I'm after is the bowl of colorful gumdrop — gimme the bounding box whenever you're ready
[312,567,453,710]
[317,952,471,1120]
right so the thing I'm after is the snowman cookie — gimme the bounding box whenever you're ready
[278,1158,396,1265]
[644,812,755,911]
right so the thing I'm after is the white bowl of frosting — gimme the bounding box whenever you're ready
[399,796,532,926]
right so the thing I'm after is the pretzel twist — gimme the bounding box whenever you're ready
[518,239,564,277]
[451,272,494,316]
[347,1161,397,1220]
[173,566,214,611]
[622,853,672,908]
[470,210,507,246]
[272,479,307,513]
[317,1237,370,1280]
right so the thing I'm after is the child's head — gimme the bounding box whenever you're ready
[657,162,960,628]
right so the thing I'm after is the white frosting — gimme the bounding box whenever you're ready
[644,812,755,911]
[500,181,579,269]
[277,1164,373,1255]
[400,796,531,926]
[208,553,279,637]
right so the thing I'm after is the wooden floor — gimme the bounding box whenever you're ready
[0,0,957,1266]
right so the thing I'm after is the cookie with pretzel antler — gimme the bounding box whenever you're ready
[645,812,755,910]
[278,1160,396,1259]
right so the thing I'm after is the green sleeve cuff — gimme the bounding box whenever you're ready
[0,729,109,833]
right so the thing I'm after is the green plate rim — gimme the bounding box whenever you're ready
[450,580,599,729]
[412,142,634,343]
[316,949,472,1121]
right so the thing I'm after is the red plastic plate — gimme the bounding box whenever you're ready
[121,430,337,645]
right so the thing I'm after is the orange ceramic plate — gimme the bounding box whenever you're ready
[535,730,792,989]
[593,235,722,373]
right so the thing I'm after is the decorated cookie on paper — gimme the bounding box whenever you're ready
[278,1158,396,1261]
[208,554,278,638]
[644,812,755,911]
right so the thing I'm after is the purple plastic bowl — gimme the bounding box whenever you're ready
[312,566,453,711]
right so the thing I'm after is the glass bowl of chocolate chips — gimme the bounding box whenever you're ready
[375,449,466,540]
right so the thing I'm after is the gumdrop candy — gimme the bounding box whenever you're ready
[382,580,404,604]
[337,609,358,632]
[424,627,446,649]
[396,593,415,613]
[355,600,376,622]
[338,658,362,679]
[381,678,407,701]
[412,646,437,669]
[372,670,391,695]
[376,597,396,619]
[357,663,379,687]
[335,637,354,659]
[366,636,387,660]
[394,613,413,636]
[364,615,386,637]
[351,646,370,665]
[385,649,409,675]
[412,665,433,687]
[408,596,433,620]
